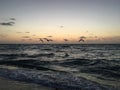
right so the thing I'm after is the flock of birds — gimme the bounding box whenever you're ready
[37,36,85,43]
[0,18,87,43]
[20,25,86,43]
[39,38,53,43]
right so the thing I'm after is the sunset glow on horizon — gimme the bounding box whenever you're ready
[0,0,120,44]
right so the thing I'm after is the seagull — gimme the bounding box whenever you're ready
[44,38,53,42]
[78,38,84,42]
[64,39,68,42]
[39,38,44,43]
[48,39,53,41]
[43,38,49,42]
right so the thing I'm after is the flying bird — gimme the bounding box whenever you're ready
[78,38,85,42]
[39,38,44,43]
[48,39,53,41]
[43,38,49,41]
[64,39,68,42]
[43,38,53,42]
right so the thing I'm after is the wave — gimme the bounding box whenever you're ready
[0,53,55,60]
[0,60,55,71]
[27,53,55,58]
[0,68,115,90]
[0,58,120,80]
[0,54,28,60]
[59,59,120,79]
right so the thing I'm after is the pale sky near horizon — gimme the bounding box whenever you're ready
[0,0,120,44]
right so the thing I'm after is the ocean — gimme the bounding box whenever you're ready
[0,44,120,90]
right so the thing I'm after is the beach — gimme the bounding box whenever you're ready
[0,77,54,90]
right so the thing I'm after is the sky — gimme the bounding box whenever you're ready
[0,0,120,44]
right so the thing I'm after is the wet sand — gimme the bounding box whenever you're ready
[0,77,54,90]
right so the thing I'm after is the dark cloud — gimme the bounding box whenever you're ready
[0,17,16,26]
[0,22,15,26]
[10,18,16,21]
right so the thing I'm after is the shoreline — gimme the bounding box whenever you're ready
[0,77,54,90]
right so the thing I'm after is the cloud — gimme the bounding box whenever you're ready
[47,36,52,37]
[0,22,15,26]
[10,18,16,21]
[0,34,7,38]
[25,32,30,33]
[22,36,30,38]
[0,17,16,26]
[32,34,36,36]
[80,36,87,39]
[60,25,64,28]
[88,36,98,38]
[16,32,22,33]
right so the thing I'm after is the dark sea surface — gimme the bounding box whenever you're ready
[0,44,120,90]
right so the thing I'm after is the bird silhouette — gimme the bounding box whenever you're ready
[78,38,84,42]
[48,39,53,41]
[44,38,53,42]
[64,39,68,41]
[39,38,44,43]
[43,38,49,42]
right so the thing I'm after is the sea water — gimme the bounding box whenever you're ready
[0,44,120,90]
